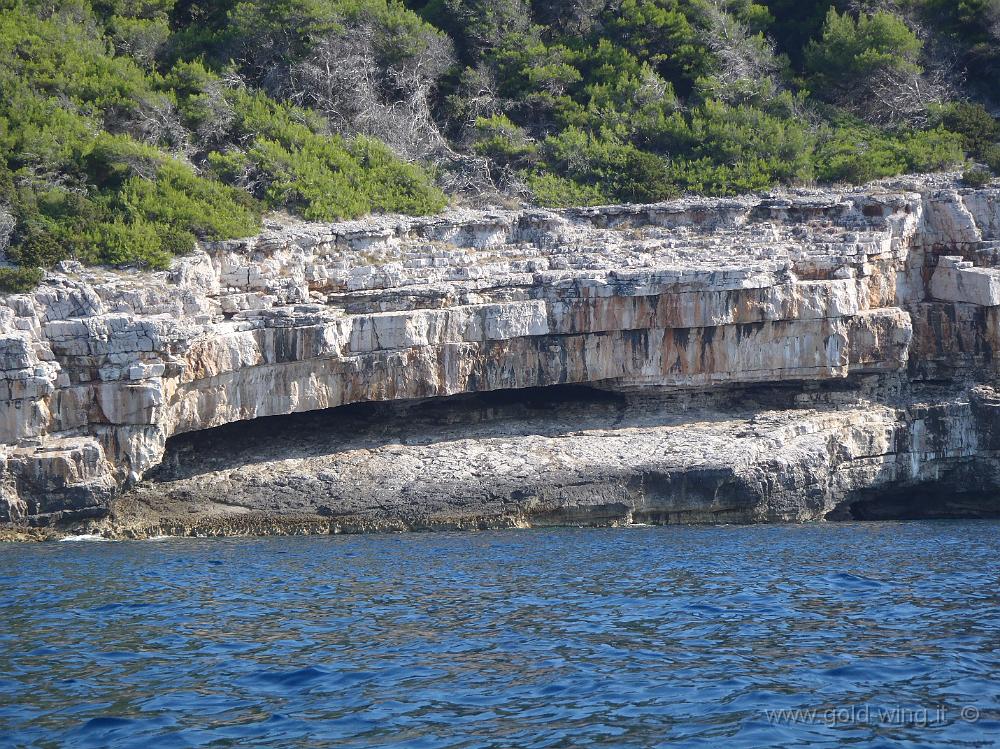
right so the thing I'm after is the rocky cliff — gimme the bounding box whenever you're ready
[3,178,1000,537]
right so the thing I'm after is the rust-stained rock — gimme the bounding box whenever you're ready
[2,182,1000,533]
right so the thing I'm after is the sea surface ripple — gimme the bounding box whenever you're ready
[1,521,998,747]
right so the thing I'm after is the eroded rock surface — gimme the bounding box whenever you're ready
[3,179,1000,535]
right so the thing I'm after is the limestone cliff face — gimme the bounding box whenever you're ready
[2,181,1000,532]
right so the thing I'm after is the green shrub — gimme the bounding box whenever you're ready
[83,134,165,190]
[636,99,815,192]
[160,228,198,256]
[0,5,154,114]
[8,227,70,269]
[0,266,43,294]
[525,172,608,208]
[962,168,993,188]
[668,157,780,196]
[349,137,449,215]
[805,8,922,97]
[931,102,1000,159]
[602,0,710,93]
[472,115,538,170]
[539,128,678,204]
[231,91,447,220]
[77,219,171,268]
[115,161,262,240]
[814,128,906,184]
[984,145,1000,176]
[899,128,966,172]
[814,123,964,184]
[108,15,171,68]
[206,150,253,184]
[250,138,369,220]
[6,187,107,268]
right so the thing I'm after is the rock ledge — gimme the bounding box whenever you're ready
[3,181,1000,536]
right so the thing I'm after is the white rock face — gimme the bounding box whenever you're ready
[3,183,1000,529]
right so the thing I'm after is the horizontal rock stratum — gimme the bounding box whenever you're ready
[3,179,1000,536]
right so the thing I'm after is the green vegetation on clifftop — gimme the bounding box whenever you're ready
[0,0,447,273]
[0,0,998,284]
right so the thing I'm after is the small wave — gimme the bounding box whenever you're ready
[58,534,108,542]
[822,664,876,679]
[79,716,134,731]
[253,666,328,688]
[827,571,887,588]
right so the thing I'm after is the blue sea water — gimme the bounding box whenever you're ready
[1,521,998,748]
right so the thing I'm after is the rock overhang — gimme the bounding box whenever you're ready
[2,182,1000,527]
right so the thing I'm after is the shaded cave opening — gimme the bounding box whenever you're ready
[150,383,632,483]
[153,378,832,485]
[828,465,1000,521]
[144,381,1000,524]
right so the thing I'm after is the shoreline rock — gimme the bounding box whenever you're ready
[3,177,1000,538]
